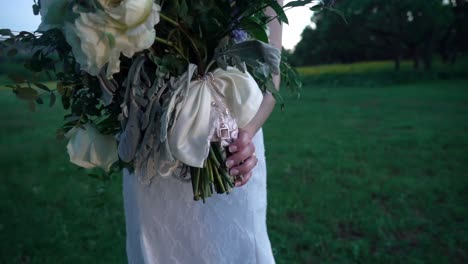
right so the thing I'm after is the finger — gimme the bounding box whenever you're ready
[239,172,253,186]
[228,130,251,153]
[226,143,255,168]
[230,154,258,177]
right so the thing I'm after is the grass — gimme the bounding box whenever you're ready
[296,59,468,88]
[0,65,467,263]
[296,60,416,75]
[265,79,468,263]
[296,59,468,76]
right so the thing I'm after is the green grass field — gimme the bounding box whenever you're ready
[0,65,467,263]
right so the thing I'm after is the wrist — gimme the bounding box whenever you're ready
[241,126,256,140]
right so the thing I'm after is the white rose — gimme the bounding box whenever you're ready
[64,0,161,77]
[66,123,119,172]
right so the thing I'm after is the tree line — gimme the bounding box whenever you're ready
[289,0,468,70]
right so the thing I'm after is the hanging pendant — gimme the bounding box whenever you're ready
[218,123,230,140]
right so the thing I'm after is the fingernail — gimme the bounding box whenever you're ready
[230,169,239,176]
[229,145,237,153]
[226,160,234,168]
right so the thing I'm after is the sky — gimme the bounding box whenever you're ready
[0,1,314,50]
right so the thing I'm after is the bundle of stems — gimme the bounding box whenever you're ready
[190,143,234,203]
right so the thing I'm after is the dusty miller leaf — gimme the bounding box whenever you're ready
[214,40,281,75]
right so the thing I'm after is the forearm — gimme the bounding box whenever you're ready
[243,1,283,137]
[243,92,276,136]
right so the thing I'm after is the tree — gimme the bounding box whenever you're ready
[439,0,468,63]
[291,0,460,70]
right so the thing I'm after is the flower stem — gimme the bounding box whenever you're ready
[160,13,180,27]
[154,37,187,60]
[204,60,216,75]
[159,13,204,74]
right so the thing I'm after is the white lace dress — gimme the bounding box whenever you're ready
[122,129,275,264]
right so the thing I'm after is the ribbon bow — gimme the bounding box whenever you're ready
[168,67,262,168]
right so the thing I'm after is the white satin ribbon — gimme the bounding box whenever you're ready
[168,67,263,168]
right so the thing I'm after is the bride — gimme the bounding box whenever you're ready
[12,0,309,262]
[122,3,284,264]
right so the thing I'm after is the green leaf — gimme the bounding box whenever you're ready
[32,4,40,15]
[266,89,285,111]
[105,32,116,48]
[62,96,71,109]
[36,97,44,105]
[57,82,65,95]
[7,49,18,57]
[269,1,289,24]
[4,84,17,89]
[24,61,42,73]
[280,59,302,98]
[310,5,323,12]
[0,29,14,37]
[8,74,26,83]
[18,31,34,38]
[324,7,348,24]
[179,0,194,27]
[239,17,269,43]
[49,92,56,107]
[33,82,51,92]
[284,0,315,8]
[15,87,39,100]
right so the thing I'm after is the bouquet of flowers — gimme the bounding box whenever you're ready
[1,0,327,202]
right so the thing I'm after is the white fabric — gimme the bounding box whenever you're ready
[168,67,263,168]
[123,129,275,264]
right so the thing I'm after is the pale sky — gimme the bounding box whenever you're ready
[0,0,313,50]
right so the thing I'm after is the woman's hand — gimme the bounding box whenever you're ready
[226,128,258,187]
